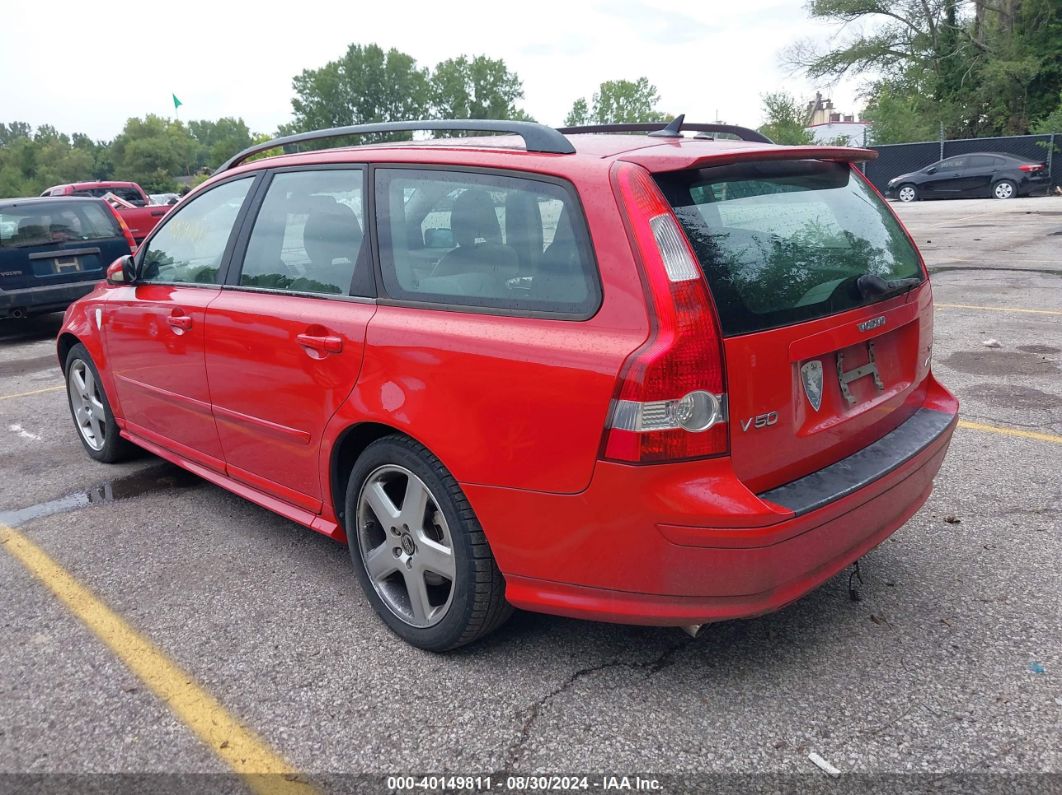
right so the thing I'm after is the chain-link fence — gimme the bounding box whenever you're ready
[862,133,1059,193]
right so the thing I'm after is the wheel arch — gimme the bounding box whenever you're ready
[328,422,436,530]
[57,332,81,370]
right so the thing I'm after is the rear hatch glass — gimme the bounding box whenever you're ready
[654,160,923,335]
[654,160,933,493]
[0,200,126,287]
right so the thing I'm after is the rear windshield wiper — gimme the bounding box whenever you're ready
[856,274,922,301]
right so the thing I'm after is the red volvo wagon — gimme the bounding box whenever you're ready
[59,117,958,650]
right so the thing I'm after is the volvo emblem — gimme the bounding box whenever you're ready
[800,360,824,412]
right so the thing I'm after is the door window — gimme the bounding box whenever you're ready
[937,157,967,171]
[374,168,599,316]
[238,169,365,296]
[139,178,253,285]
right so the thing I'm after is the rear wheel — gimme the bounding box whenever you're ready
[992,179,1016,199]
[897,184,918,203]
[344,435,511,651]
[64,343,135,463]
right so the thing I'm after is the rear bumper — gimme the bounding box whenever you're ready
[467,375,958,626]
[0,281,97,317]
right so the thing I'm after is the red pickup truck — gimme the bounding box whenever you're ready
[40,181,171,243]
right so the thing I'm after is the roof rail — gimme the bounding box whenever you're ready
[216,119,576,173]
[557,115,774,145]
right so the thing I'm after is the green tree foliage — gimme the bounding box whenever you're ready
[289,43,432,139]
[431,55,527,121]
[787,0,1062,142]
[286,45,533,144]
[188,117,254,171]
[0,114,260,198]
[757,92,816,145]
[563,78,670,126]
[110,115,198,193]
[0,123,102,197]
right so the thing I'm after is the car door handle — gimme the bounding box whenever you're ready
[167,312,192,332]
[296,333,343,355]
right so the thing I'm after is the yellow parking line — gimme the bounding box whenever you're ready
[936,303,1062,316]
[0,523,313,795]
[0,384,64,401]
[958,420,1062,445]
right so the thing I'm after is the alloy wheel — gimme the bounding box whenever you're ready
[356,464,456,628]
[898,185,916,202]
[994,181,1014,199]
[67,359,106,451]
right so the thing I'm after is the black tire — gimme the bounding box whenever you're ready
[992,179,1016,200]
[64,343,136,463]
[344,435,511,651]
[897,183,918,203]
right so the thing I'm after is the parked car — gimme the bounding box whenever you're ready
[0,197,136,319]
[886,152,1050,201]
[58,117,958,650]
[41,181,171,242]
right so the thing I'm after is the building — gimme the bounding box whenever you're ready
[804,92,870,146]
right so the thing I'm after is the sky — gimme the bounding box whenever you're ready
[0,0,864,141]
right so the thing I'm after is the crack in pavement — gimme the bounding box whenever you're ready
[499,637,695,772]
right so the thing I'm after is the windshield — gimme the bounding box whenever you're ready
[654,160,924,336]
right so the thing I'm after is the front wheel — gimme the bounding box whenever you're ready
[344,435,511,651]
[897,184,918,203]
[65,343,135,463]
[992,179,1016,200]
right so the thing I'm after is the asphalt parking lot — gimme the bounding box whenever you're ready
[1,196,1060,793]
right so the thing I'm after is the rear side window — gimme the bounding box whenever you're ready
[655,161,923,336]
[139,178,253,285]
[239,169,365,296]
[0,201,120,248]
[375,168,599,316]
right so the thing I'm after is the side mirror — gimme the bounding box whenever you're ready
[106,255,135,286]
[926,167,937,175]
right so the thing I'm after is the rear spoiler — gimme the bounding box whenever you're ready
[620,146,878,173]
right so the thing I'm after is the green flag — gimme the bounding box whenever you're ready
[172,94,183,111]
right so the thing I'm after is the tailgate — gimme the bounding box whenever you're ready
[653,158,932,493]
[725,284,933,492]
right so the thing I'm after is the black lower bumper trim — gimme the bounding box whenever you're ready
[759,408,955,516]
[0,281,97,316]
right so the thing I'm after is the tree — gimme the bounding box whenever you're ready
[757,92,816,145]
[430,55,528,122]
[110,115,197,192]
[564,78,670,126]
[786,0,1062,139]
[188,117,254,170]
[289,44,431,140]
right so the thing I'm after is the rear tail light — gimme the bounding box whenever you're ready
[1019,163,1045,173]
[602,162,728,464]
[107,205,138,253]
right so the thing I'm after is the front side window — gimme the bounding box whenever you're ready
[656,160,923,336]
[239,169,365,296]
[139,178,253,285]
[375,168,599,315]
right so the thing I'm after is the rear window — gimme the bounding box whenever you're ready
[654,161,923,336]
[0,201,121,248]
[72,186,145,205]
